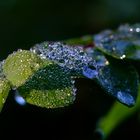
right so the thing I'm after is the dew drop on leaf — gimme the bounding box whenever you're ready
[3,50,44,87]
[94,24,140,60]
[14,90,26,106]
[31,42,96,75]
[18,63,77,108]
[0,61,5,78]
[120,55,126,59]
[117,91,135,106]
[0,78,11,112]
[82,66,98,79]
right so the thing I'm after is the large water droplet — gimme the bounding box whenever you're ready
[117,91,135,106]
[82,66,98,79]
[120,54,126,59]
[15,90,26,106]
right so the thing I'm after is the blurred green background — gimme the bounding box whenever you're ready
[1,0,140,140]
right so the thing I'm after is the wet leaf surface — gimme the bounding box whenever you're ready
[3,50,44,87]
[31,41,95,76]
[0,78,11,112]
[18,62,76,108]
[85,49,139,106]
[2,39,139,108]
[94,24,140,60]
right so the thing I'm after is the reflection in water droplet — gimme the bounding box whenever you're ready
[2,98,5,103]
[15,91,26,106]
[117,91,135,106]
[120,55,126,59]
[136,28,140,32]
[105,61,109,65]
[82,66,98,79]
[94,24,140,60]
[119,24,140,35]
[129,28,133,32]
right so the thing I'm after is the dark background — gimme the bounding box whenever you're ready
[1,0,140,60]
[1,0,140,139]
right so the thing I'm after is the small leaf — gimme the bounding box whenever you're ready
[84,49,139,106]
[3,50,44,87]
[18,62,76,108]
[0,78,11,112]
[94,24,140,60]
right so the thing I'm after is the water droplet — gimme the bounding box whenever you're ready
[0,60,5,78]
[18,49,23,52]
[2,98,5,103]
[129,28,133,32]
[82,66,98,79]
[72,87,77,96]
[117,91,135,106]
[105,61,109,65]
[120,54,126,59]
[119,23,140,35]
[94,30,113,45]
[136,28,140,32]
[31,42,96,74]
[15,90,26,106]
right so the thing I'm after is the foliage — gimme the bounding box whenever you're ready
[1,23,140,139]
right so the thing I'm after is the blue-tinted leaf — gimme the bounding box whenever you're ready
[31,41,96,76]
[94,24,140,60]
[84,49,139,107]
[97,60,139,106]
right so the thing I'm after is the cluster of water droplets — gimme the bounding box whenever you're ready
[0,61,5,78]
[94,23,140,59]
[95,24,140,44]
[118,24,140,36]
[30,42,98,79]
[14,90,26,106]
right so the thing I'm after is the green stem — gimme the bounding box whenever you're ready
[97,85,140,140]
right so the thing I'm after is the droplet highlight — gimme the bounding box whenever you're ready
[15,94,26,106]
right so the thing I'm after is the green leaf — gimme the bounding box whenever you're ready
[84,49,139,106]
[94,24,140,60]
[96,85,140,140]
[0,78,11,112]
[63,35,93,46]
[3,50,44,87]
[18,62,76,108]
